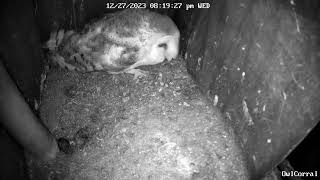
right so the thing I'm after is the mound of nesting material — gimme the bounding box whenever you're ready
[27,57,249,180]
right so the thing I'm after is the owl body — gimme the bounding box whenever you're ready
[46,9,180,76]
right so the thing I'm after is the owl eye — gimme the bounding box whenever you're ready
[158,43,168,50]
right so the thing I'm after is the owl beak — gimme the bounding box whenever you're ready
[165,56,174,61]
[164,44,179,61]
[165,34,180,61]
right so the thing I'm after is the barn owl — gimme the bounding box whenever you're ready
[45,9,180,79]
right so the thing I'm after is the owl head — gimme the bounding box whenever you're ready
[157,32,180,62]
[114,9,181,69]
[134,30,180,68]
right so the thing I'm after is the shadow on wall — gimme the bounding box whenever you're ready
[185,0,320,178]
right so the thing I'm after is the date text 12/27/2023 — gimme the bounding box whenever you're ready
[105,2,211,11]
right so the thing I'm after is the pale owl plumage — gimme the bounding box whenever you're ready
[45,9,180,78]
